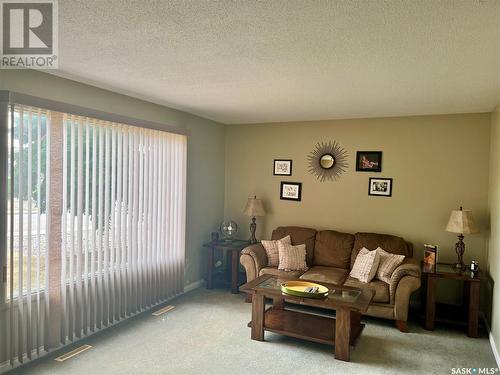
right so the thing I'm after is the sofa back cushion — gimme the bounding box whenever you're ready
[272,226,317,265]
[351,232,412,268]
[312,230,355,269]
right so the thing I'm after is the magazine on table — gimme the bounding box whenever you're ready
[423,244,438,273]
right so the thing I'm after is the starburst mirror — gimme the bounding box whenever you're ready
[307,141,348,182]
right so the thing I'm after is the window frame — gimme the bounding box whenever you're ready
[0,100,8,306]
[0,90,190,306]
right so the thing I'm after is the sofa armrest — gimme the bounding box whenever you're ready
[393,275,421,321]
[240,243,268,282]
[389,257,421,304]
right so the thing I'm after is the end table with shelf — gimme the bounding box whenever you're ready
[203,239,251,293]
[422,262,481,337]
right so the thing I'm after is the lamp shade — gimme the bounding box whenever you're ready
[243,196,266,217]
[445,207,479,234]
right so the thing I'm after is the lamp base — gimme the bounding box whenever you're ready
[455,262,466,271]
[454,234,466,271]
[248,217,257,244]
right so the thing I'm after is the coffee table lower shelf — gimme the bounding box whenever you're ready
[248,307,365,347]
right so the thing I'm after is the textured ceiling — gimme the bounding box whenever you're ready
[54,0,500,124]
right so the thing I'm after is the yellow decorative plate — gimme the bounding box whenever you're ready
[280,280,329,298]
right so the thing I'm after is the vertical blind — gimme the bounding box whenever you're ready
[60,114,187,339]
[4,106,50,366]
[1,105,187,369]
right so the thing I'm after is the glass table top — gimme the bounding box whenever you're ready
[422,262,481,280]
[423,262,471,274]
[436,263,466,273]
[256,276,361,304]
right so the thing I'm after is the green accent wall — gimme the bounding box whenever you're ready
[0,70,225,287]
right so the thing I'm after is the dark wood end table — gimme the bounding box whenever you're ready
[240,274,374,362]
[422,262,481,337]
[203,239,250,293]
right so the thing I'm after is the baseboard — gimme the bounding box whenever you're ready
[490,332,500,368]
[481,312,500,368]
[184,279,205,293]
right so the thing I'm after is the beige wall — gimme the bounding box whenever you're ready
[0,70,226,286]
[488,103,500,360]
[225,114,491,269]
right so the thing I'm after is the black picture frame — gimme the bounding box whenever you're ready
[368,178,393,197]
[273,159,293,176]
[356,151,382,172]
[280,181,302,201]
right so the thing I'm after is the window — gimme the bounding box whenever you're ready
[2,100,186,366]
[6,106,49,299]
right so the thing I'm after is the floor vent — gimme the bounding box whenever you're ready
[152,305,175,316]
[55,344,92,362]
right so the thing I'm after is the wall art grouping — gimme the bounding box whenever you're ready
[272,142,392,199]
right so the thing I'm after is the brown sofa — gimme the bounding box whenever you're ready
[240,226,421,332]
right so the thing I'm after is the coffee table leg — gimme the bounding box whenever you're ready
[350,311,361,340]
[251,294,265,341]
[335,307,351,361]
[272,296,284,310]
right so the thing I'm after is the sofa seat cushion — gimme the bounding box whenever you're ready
[299,266,348,285]
[272,226,317,266]
[351,232,411,268]
[259,267,305,279]
[313,230,355,269]
[343,276,390,303]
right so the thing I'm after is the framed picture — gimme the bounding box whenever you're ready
[273,159,292,176]
[356,151,382,172]
[368,178,392,197]
[280,181,302,201]
[423,244,438,273]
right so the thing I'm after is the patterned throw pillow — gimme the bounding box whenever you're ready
[349,247,380,283]
[375,247,405,283]
[262,236,291,267]
[278,242,308,271]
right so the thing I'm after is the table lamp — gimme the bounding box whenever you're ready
[445,207,478,270]
[243,196,266,244]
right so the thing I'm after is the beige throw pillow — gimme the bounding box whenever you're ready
[349,248,380,283]
[375,247,405,283]
[278,242,308,271]
[262,235,291,267]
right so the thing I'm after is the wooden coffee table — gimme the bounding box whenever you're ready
[240,274,374,362]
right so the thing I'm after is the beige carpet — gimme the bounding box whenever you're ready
[10,287,498,375]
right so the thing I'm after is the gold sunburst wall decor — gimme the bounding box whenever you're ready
[307,141,349,182]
